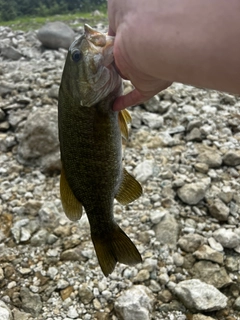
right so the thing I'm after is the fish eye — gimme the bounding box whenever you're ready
[72,49,81,62]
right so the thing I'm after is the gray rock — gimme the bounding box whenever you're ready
[233,296,240,311]
[194,162,209,173]
[208,237,223,252]
[208,198,229,221]
[30,229,49,246]
[133,270,150,283]
[67,306,79,319]
[20,287,42,316]
[178,234,205,253]
[131,112,142,129]
[223,150,240,166]
[191,261,232,288]
[12,309,31,320]
[186,128,202,141]
[201,105,217,114]
[192,315,215,320]
[141,112,163,129]
[144,95,160,113]
[158,132,175,146]
[213,228,240,249]
[225,256,240,272]
[187,120,202,131]
[177,178,210,205]
[48,84,59,99]
[193,245,224,264]
[37,22,75,49]
[114,285,154,320]
[196,150,222,168]
[167,125,185,135]
[174,279,227,312]
[0,300,13,320]
[182,104,198,114]
[1,46,22,60]
[79,283,94,304]
[150,209,167,224]
[133,160,155,183]
[0,81,15,96]
[17,106,61,173]
[153,213,179,249]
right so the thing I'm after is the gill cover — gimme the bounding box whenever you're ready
[68,24,121,107]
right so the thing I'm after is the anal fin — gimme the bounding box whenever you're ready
[60,166,83,221]
[115,168,142,205]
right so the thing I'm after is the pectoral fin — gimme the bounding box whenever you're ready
[115,169,142,205]
[60,166,82,221]
[118,109,132,140]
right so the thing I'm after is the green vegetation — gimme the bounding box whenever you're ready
[0,12,107,31]
[0,0,107,23]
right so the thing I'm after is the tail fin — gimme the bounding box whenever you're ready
[91,224,142,277]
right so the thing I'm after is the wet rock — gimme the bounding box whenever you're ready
[178,234,205,253]
[20,287,42,316]
[17,106,61,173]
[177,178,210,205]
[114,285,154,320]
[174,279,227,312]
[153,213,179,249]
[37,21,75,50]
[208,198,230,221]
[213,228,240,249]
[223,150,240,166]
[191,261,232,288]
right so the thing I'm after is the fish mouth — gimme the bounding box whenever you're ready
[84,24,115,68]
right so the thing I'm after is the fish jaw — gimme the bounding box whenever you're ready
[60,25,121,108]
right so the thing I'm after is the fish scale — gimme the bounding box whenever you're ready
[58,24,142,276]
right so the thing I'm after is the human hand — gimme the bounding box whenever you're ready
[108,0,172,111]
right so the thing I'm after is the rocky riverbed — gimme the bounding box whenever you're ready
[0,21,240,320]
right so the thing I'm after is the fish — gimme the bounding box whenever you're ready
[58,24,142,276]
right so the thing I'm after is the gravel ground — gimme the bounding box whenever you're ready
[0,22,240,320]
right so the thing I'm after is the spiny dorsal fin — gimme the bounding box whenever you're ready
[118,109,132,140]
[115,168,142,205]
[60,166,83,221]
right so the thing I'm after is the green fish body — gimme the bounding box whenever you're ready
[58,25,142,276]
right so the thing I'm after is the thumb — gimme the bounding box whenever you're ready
[112,88,148,111]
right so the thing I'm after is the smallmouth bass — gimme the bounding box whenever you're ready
[58,24,142,276]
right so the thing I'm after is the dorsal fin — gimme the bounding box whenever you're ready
[60,166,83,221]
[118,109,132,140]
[115,168,142,205]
